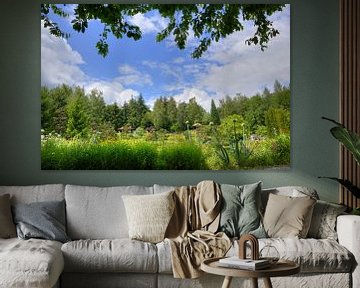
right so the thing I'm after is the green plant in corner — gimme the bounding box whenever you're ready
[320,117,360,214]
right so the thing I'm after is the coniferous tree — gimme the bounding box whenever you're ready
[210,99,221,125]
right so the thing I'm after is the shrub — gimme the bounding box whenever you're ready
[157,143,208,170]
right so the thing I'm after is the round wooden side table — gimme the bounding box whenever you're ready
[201,257,300,288]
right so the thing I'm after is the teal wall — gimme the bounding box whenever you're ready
[0,0,340,202]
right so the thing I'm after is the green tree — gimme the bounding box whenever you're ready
[127,94,149,128]
[265,107,290,136]
[42,4,285,58]
[186,97,206,125]
[210,99,221,125]
[66,88,90,138]
[152,97,169,130]
[88,89,106,132]
[176,102,188,131]
[41,84,72,135]
[104,103,123,131]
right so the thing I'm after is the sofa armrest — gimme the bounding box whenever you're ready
[337,215,360,288]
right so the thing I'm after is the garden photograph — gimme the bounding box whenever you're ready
[41,4,290,170]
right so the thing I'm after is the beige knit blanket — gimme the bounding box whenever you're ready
[165,180,231,279]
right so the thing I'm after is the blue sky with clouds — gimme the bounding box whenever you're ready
[41,4,290,111]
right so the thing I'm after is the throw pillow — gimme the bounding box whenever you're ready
[0,194,17,238]
[263,193,316,238]
[218,182,266,238]
[122,190,175,243]
[307,200,347,240]
[12,200,70,243]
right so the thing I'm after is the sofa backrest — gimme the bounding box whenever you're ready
[0,184,65,204]
[65,184,153,240]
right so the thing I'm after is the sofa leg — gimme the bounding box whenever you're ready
[251,278,258,288]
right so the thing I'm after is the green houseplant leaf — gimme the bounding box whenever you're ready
[320,117,360,201]
[322,117,360,165]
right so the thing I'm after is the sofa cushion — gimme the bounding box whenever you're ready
[307,200,347,240]
[263,193,316,238]
[122,191,175,243]
[0,238,64,288]
[12,200,70,243]
[0,194,16,238]
[65,185,153,239]
[0,184,65,204]
[261,238,354,273]
[61,239,158,273]
[158,237,353,274]
[218,182,266,238]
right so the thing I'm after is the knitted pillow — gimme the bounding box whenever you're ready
[122,191,175,243]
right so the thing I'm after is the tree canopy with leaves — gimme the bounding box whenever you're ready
[41,4,285,58]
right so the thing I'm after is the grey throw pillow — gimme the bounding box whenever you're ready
[218,182,266,238]
[307,200,347,240]
[0,194,17,238]
[12,200,70,243]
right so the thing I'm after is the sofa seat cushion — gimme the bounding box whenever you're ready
[0,238,64,288]
[157,238,354,274]
[62,239,158,273]
[231,238,353,273]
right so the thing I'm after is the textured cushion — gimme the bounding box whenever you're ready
[0,238,64,288]
[61,239,158,273]
[0,194,16,238]
[122,191,175,243]
[218,182,266,238]
[65,185,153,239]
[263,193,316,238]
[307,200,347,240]
[0,184,65,204]
[12,200,70,243]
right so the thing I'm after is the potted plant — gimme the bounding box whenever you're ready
[320,117,360,215]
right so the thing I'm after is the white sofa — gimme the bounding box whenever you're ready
[0,183,359,288]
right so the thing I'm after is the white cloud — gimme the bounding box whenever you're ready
[41,22,142,105]
[193,5,290,97]
[84,80,139,106]
[172,88,212,112]
[117,64,153,86]
[128,13,168,34]
[41,21,87,87]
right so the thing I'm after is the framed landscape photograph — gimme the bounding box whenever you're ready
[41,4,290,170]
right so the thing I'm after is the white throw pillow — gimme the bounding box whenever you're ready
[122,191,175,243]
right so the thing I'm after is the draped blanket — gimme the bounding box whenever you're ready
[165,181,231,278]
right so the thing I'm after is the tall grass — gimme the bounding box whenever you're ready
[41,137,207,170]
[157,142,208,170]
[41,133,290,170]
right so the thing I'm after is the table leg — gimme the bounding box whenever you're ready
[263,277,273,288]
[221,276,233,288]
[251,278,258,288]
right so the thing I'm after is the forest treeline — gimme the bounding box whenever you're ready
[41,80,290,140]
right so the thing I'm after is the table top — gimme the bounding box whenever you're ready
[201,257,300,278]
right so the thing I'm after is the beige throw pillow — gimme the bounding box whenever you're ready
[0,194,17,238]
[122,191,175,243]
[263,193,316,238]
